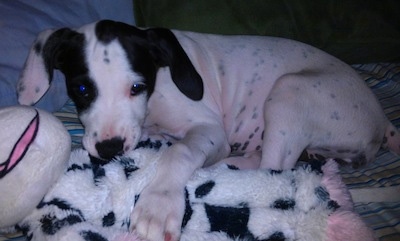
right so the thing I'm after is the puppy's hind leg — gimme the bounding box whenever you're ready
[260,73,315,170]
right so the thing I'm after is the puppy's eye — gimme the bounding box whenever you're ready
[130,83,146,96]
[77,84,89,97]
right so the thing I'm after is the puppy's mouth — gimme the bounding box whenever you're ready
[94,137,126,161]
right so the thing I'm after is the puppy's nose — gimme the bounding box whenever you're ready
[95,137,125,160]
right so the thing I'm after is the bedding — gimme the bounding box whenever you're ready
[0,1,399,240]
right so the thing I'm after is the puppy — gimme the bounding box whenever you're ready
[18,20,400,241]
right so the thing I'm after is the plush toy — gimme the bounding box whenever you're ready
[0,106,70,229]
[0,106,376,241]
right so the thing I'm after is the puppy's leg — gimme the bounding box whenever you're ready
[131,124,230,241]
[260,73,318,170]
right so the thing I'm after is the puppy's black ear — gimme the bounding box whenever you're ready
[18,28,85,106]
[146,28,204,101]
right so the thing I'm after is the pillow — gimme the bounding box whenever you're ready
[134,0,400,64]
[0,0,135,112]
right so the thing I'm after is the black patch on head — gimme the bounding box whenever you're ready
[181,188,193,229]
[272,198,296,210]
[102,212,115,227]
[195,180,216,198]
[95,20,158,98]
[43,28,96,113]
[205,203,253,240]
[40,214,84,235]
[265,231,286,241]
[80,230,108,241]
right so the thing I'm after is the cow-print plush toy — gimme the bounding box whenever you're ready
[0,106,375,241]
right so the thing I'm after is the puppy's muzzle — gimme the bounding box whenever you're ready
[95,137,125,160]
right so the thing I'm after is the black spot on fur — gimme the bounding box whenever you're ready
[315,186,330,202]
[34,42,42,54]
[15,223,30,238]
[134,194,140,204]
[41,214,83,235]
[269,169,283,175]
[102,212,115,227]
[328,200,340,211]
[330,111,340,120]
[205,203,252,240]
[181,188,193,229]
[272,199,296,210]
[119,157,139,178]
[195,180,215,198]
[92,163,106,184]
[231,142,242,152]
[227,164,240,170]
[80,230,108,241]
[241,141,249,151]
[67,163,92,172]
[135,138,164,150]
[235,121,243,133]
[37,198,84,219]
[264,231,286,241]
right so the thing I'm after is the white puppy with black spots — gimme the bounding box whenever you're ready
[18,20,400,241]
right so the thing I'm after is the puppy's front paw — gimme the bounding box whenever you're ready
[130,187,185,241]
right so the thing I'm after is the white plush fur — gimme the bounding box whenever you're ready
[0,107,375,241]
[0,106,70,228]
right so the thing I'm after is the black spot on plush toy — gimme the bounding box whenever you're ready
[0,106,376,241]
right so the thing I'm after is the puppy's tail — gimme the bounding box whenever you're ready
[382,123,400,155]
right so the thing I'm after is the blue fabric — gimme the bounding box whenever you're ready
[0,0,135,112]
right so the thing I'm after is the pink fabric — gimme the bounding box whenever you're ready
[322,160,377,241]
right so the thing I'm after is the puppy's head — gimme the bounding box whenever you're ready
[18,20,203,161]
